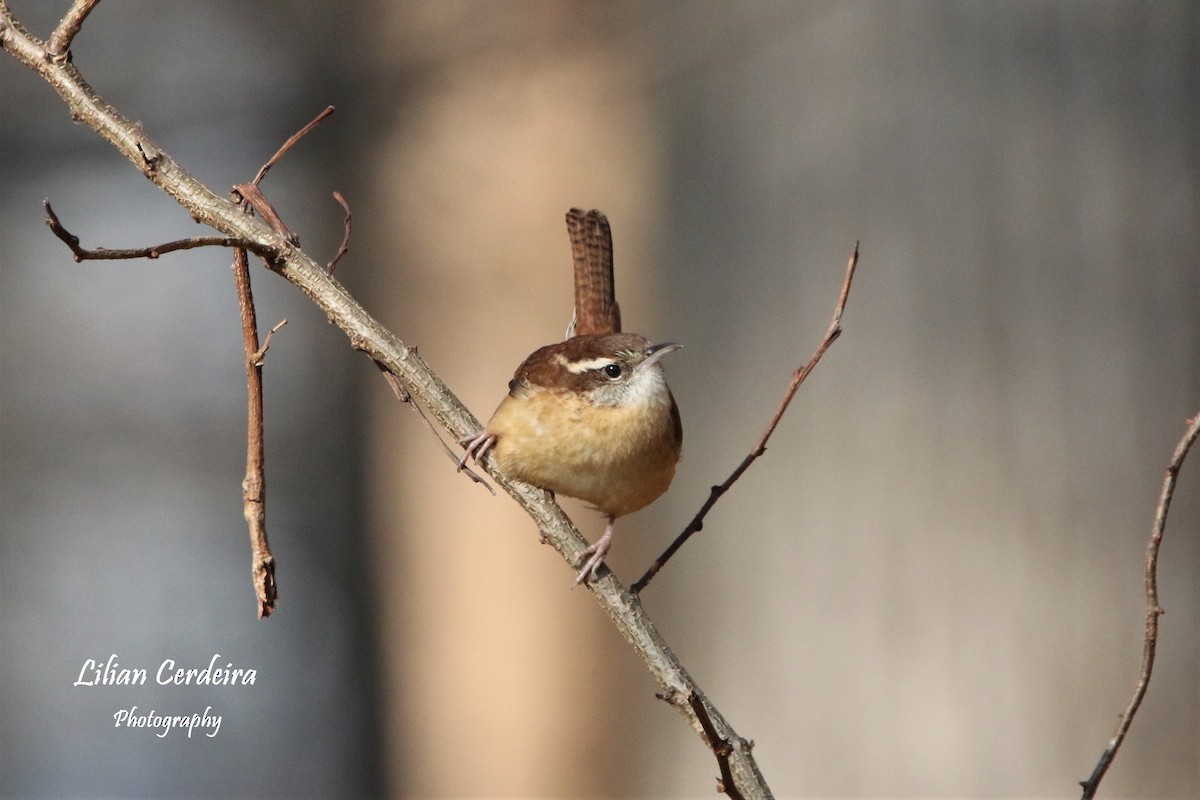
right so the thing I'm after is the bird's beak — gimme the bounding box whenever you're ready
[640,342,682,371]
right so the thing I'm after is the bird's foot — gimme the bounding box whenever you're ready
[457,430,496,471]
[574,518,615,586]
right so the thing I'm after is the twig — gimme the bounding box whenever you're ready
[232,246,278,618]
[233,182,298,244]
[47,0,100,60]
[46,179,290,619]
[688,690,747,800]
[230,106,337,245]
[1079,410,1200,799]
[252,318,288,366]
[632,243,859,595]
[327,191,351,275]
[374,360,494,494]
[0,10,772,796]
[45,106,348,614]
[44,200,272,262]
[222,107,341,616]
[251,105,335,187]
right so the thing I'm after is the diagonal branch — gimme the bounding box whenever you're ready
[633,243,859,594]
[1079,410,1200,800]
[0,5,772,796]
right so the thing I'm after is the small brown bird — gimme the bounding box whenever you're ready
[459,332,682,584]
[460,210,682,584]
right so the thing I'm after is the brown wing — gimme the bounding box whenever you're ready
[566,208,621,336]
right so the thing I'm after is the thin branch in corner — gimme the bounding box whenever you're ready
[44,200,273,262]
[1079,409,1200,800]
[632,242,860,595]
[47,0,101,61]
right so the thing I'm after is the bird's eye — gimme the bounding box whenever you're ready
[603,363,623,379]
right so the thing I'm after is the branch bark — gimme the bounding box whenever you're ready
[0,4,771,796]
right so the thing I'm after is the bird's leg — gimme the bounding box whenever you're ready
[574,515,615,585]
[457,430,497,471]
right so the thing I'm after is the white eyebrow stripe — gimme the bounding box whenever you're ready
[554,354,618,374]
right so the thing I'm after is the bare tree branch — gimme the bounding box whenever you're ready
[0,5,772,796]
[1079,410,1200,799]
[633,242,859,594]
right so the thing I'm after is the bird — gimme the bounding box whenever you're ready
[458,209,682,584]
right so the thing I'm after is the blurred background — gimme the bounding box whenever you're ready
[2,1,1197,797]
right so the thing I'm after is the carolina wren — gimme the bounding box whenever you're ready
[459,210,682,584]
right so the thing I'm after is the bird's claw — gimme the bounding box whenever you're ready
[573,517,615,586]
[457,430,496,471]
